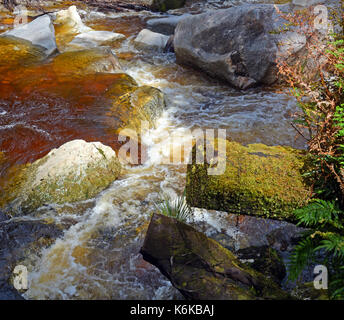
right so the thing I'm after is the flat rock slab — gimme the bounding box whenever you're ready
[70,30,126,48]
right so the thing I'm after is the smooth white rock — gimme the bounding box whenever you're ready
[134,29,169,50]
[2,14,57,55]
[70,30,125,48]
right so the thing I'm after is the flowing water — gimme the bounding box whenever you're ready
[0,1,305,299]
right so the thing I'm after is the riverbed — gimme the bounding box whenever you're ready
[0,0,305,299]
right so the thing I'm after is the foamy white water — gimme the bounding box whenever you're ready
[10,5,304,299]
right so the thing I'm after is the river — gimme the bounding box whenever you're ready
[0,0,304,299]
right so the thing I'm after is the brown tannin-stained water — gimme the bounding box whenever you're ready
[0,1,305,299]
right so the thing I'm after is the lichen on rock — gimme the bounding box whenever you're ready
[1,140,121,215]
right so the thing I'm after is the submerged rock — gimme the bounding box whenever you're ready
[4,140,121,214]
[186,140,311,221]
[1,14,57,56]
[173,4,310,89]
[141,213,290,300]
[51,47,122,75]
[106,84,166,133]
[134,29,170,51]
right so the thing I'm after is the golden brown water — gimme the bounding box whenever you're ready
[0,0,304,300]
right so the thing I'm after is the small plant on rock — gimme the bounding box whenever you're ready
[155,192,193,223]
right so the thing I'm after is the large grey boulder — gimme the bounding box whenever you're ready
[2,14,57,56]
[174,4,309,89]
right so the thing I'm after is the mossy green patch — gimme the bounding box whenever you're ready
[186,140,312,222]
[141,213,290,300]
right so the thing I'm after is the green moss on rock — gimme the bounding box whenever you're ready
[141,213,290,300]
[291,282,329,300]
[186,140,312,222]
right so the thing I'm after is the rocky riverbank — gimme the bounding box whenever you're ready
[0,0,336,300]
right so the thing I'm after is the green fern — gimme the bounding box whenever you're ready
[331,267,344,299]
[294,199,343,230]
[316,233,344,260]
[288,235,316,281]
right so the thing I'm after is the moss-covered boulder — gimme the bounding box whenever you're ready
[186,140,311,222]
[140,213,290,300]
[2,140,121,215]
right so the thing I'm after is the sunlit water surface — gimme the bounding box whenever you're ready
[0,2,305,299]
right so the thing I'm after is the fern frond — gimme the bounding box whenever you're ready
[293,199,344,230]
[331,267,344,299]
[288,235,316,281]
[316,233,344,260]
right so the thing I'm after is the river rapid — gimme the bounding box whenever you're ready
[0,0,305,299]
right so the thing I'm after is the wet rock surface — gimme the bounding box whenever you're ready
[0,216,63,299]
[192,208,306,252]
[134,29,170,51]
[174,4,309,89]
[141,213,290,300]
[3,140,122,215]
[146,14,190,35]
[1,14,57,56]
[236,246,286,285]
[70,30,126,49]
[186,140,311,222]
